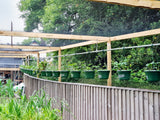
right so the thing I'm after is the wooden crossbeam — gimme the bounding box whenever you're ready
[0,31,110,41]
[0,68,20,71]
[61,28,160,50]
[89,0,160,9]
[0,45,60,50]
[0,56,26,58]
[0,51,38,54]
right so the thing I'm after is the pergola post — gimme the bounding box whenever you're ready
[25,56,28,65]
[58,48,61,82]
[107,41,112,86]
[28,55,30,66]
[37,53,40,67]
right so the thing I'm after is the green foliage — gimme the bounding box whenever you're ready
[113,59,132,70]
[0,82,62,120]
[0,80,14,97]
[145,61,160,70]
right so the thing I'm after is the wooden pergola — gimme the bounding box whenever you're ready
[0,0,160,85]
[0,27,160,85]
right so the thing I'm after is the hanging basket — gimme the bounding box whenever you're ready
[46,71,53,77]
[40,70,47,77]
[145,70,160,82]
[70,71,81,78]
[117,70,131,80]
[98,70,110,79]
[28,69,32,75]
[84,70,95,79]
[52,71,60,77]
[60,71,69,78]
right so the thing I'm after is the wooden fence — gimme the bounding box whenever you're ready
[24,74,160,120]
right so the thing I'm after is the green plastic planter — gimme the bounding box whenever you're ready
[70,71,81,78]
[98,70,110,79]
[52,71,60,77]
[46,71,53,77]
[117,70,131,80]
[145,70,160,82]
[84,70,95,79]
[40,70,47,76]
[60,71,69,78]
[20,68,24,73]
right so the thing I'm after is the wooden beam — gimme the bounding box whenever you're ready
[90,0,160,9]
[0,51,38,54]
[110,28,160,41]
[0,45,60,50]
[0,56,26,58]
[61,41,100,50]
[0,68,20,71]
[107,41,112,86]
[39,50,57,54]
[0,31,110,41]
[61,28,160,50]
[58,49,61,82]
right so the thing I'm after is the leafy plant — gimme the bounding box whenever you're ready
[113,59,132,70]
[145,61,160,70]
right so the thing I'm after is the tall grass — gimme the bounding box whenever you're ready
[0,80,62,120]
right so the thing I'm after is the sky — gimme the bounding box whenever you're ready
[0,0,26,44]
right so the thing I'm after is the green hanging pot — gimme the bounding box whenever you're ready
[46,71,53,77]
[84,70,95,79]
[70,71,81,78]
[20,68,24,73]
[60,71,69,78]
[52,71,60,77]
[117,70,131,80]
[98,70,110,79]
[28,69,33,75]
[145,70,160,82]
[40,70,47,77]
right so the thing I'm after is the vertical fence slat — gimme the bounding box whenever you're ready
[139,91,144,120]
[144,92,149,120]
[119,89,122,120]
[108,88,111,120]
[127,90,131,120]
[154,93,159,120]
[135,91,139,120]
[112,89,115,120]
[115,89,119,120]
[101,88,104,120]
[131,91,135,120]
[149,93,154,120]
[104,88,108,120]
[122,90,126,120]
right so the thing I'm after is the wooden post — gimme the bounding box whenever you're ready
[107,41,112,86]
[58,48,61,82]
[28,55,30,66]
[25,56,28,65]
[37,53,40,67]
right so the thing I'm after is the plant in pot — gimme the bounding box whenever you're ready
[82,63,95,79]
[38,60,48,77]
[69,63,81,79]
[145,61,160,82]
[113,60,131,80]
[60,63,70,79]
[97,64,110,79]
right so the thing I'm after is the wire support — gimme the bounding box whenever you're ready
[48,43,160,58]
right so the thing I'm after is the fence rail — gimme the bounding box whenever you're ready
[24,74,160,120]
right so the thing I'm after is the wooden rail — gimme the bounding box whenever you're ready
[89,0,160,9]
[24,74,160,120]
